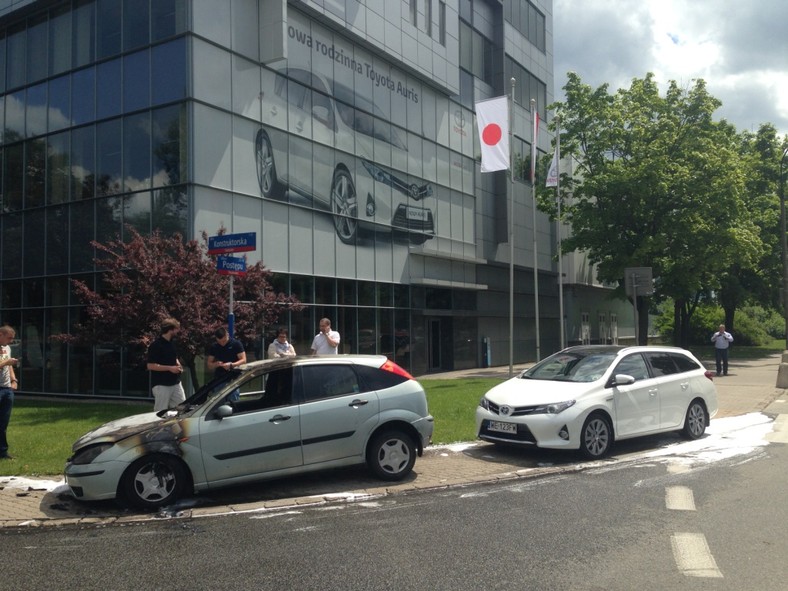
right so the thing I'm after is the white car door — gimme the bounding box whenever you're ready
[612,353,661,437]
[196,368,303,487]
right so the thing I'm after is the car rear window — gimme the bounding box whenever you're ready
[300,364,361,402]
[644,353,678,376]
[354,364,409,391]
[669,353,701,373]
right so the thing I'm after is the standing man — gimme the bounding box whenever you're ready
[711,324,733,376]
[0,325,19,460]
[147,318,186,411]
[206,327,246,401]
[311,318,340,355]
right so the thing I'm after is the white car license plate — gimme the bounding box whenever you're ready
[488,420,517,434]
[406,207,429,221]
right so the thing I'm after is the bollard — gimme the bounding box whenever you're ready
[777,351,788,388]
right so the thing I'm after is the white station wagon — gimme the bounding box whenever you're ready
[476,345,718,459]
[65,355,434,509]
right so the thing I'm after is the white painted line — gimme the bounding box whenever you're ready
[671,533,723,578]
[665,486,695,511]
[766,415,788,443]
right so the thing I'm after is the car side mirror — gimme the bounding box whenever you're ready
[610,373,636,387]
[214,404,233,419]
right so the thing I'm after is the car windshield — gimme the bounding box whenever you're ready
[175,370,243,412]
[522,352,618,383]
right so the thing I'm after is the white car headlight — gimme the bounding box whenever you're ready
[543,400,576,414]
[478,397,491,411]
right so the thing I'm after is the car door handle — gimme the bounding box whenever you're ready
[269,414,291,423]
[349,399,369,407]
[648,388,658,397]
[680,381,689,390]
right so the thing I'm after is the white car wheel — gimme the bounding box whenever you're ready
[682,400,708,440]
[579,413,612,459]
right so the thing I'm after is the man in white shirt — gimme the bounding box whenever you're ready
[711,324,733,376]
[311,318,340,355]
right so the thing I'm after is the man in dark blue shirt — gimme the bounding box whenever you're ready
[207,327,246,401]
[146,318,185,411]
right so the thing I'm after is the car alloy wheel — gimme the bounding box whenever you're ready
[330,168,359,244]
[121,454,186,510]
[367,429,416,481]
[255,129,284,199]
[579,413,612,459]
[682,400,708,440]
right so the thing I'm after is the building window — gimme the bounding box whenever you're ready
[410,0,418,27]
[504,0,546,53]
[426,0,432,37]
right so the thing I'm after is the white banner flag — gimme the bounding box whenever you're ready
[475,96,509,172]
[546,148,559,187]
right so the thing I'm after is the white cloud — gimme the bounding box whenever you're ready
[553,0,788,137]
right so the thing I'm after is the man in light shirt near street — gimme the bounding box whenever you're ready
[711,324,733,376]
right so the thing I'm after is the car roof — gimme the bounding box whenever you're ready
[558,345,693,356]
[238,354,391,372]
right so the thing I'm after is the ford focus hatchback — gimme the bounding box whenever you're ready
[476,345,717,459]
[66,355,434,509]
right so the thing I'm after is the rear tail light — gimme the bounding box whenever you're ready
[704,370,715,382]
[380,359,414,380]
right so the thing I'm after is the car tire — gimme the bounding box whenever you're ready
[579,413,612,459]
[255,129,285,199]
[330,167,359,244]
[366,429,416,481]
[120,453,187,510]
[682,399,708,440]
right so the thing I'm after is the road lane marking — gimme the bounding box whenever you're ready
[665,486,695,511]
[671,533,723,578]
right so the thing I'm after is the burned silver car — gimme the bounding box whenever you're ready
[65,355,434,509]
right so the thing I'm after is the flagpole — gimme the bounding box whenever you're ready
[531,98,540,362]
[509,77,515,378]
[555,115,564,349]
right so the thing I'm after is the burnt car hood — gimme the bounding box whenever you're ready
[73,411,173,450]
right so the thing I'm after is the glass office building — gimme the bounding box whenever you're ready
[0,0,632,399]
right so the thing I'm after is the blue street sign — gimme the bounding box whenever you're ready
[216,255,247,276]
[208,232,257,254]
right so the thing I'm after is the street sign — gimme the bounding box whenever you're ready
[624,267,654,296]
[216,255,247,276]
[207,232,256,255]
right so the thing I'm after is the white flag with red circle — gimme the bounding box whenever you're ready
[475,96,509,172]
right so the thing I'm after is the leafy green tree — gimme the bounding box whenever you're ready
[541,73,761,345]
[53,227,302,389]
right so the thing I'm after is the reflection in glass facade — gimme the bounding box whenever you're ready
[0,0,622,402]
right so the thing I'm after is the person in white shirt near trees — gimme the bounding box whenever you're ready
[711,324,733,376]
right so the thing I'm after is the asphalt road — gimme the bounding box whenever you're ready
[2,434,786,591]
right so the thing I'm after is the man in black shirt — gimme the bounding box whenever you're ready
[146,318,185,411]
[207,327,246,401]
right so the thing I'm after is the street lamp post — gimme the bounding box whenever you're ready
[781,147,788,351]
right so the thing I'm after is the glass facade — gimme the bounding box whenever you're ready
[0,0,588,400]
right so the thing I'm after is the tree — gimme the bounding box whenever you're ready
[53,227,303,390]
[540,73,762,345]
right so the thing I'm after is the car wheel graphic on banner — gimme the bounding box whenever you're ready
[254,67,435,246]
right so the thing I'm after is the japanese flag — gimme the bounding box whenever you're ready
[476,96,509,172]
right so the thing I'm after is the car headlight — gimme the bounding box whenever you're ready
[70,443,114,465]
[544,400,576,414]
[478,397,491,411]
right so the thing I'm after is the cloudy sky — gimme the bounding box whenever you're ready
[552,0,788,138]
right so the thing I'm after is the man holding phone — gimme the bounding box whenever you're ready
[311,318,340,355]
[711,324,733,376]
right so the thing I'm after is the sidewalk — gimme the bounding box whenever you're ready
[1,354,786,528]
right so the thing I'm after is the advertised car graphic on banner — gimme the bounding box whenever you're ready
[255,67,435,245]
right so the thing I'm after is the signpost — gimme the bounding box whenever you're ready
[624,267,653,345]
[208,233,256,338]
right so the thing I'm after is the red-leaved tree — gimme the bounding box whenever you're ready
[53,227,303,390]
